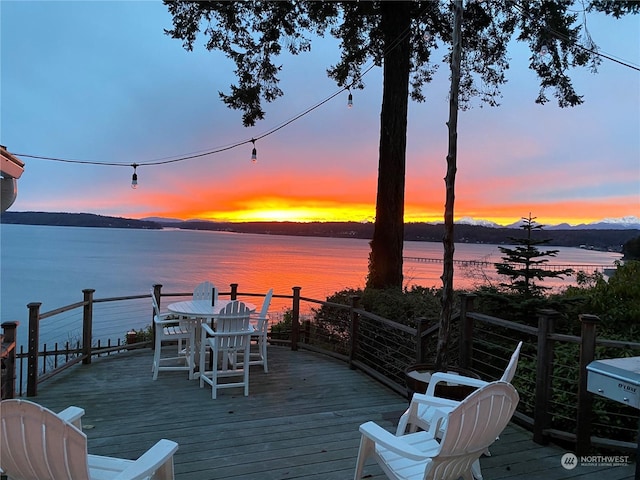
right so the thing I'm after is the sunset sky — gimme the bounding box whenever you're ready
[1,1,639,226]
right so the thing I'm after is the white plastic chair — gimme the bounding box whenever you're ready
[354,381,519,480]
[234,288,273,373]
[193,281,218,303]
[199,300,254,399]
[0,398,178,480]
[151,291,195,380]
[395,341,523,479]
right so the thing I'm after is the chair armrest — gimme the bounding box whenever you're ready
[410,393,460,409]
[425,407,450,438]
[201,322,216,337]
[112,439,178,480]
[57,406,85,430]
[359,421,437,461]
[425,372,488,396]
[396,395,458,435]
[207,329,255,337]
[154,314,184,326]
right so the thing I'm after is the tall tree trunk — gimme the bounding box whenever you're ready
[435,0,463,371]
[367,1,411,290]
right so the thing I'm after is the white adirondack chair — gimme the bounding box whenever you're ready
[354,381,519,480]
[193,281,218,303]
[395,341,523,480]
[199,300,254,399]
[234,288,273,373]
[151,291,195,380]
[0,399,178,480]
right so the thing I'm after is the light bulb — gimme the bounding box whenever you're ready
[347,92,353,108]
[131,164,138,189]
[540,45,549,56]
[251,146,257,163]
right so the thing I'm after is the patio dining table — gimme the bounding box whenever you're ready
[167,299,256,377]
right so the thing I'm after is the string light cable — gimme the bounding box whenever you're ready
[17,2,634,179]
[10,3,425,177]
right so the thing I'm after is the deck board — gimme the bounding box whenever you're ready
[27,346,635,480]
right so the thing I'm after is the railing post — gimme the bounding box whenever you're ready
[27,302,42,397]
[291,287,301,351]
[415,317,430,364]
[82,289,95,365]
[230,283,238,300]
[152,284,163,350]
[459,294,476,370]
[533,309,558,445]
[349,295,361,370]
[1,321,19,399]
[576,314,599,455]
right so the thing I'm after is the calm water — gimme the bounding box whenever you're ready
[1,224,622,349]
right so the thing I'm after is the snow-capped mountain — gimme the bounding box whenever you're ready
[455,217,503,228]
[450,216,639,230]
[552,216,640,230]
[505,216,640,230]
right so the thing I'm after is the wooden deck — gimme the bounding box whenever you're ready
[27,346,635,480]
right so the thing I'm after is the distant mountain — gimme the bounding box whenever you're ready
[2,212,638,252]
[1,211,162,229]
[504,216,640,230]
[558,216,640,230]
[141,216,184,224]
[147,215,640,230]
[455,217,502,228]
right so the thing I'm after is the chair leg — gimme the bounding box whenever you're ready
[209,344,221,399]
[199,341,207,389]
[243,366,249,397]
[152,337,162,380]
[261,336,268,373]
[186,331,195,380]
[395,410,410,435]
[155,458,175,480]
[471,458,483,480]
[354,435,374,480]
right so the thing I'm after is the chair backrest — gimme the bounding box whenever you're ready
[215,301,252,349]
[151,289,162,317]
[257,289,273,319]
[428,382,519,480]
[0,399,90,480]
[500,341,523,383]
[193,281,217,303]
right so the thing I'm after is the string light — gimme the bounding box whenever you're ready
[347,89,353,108]
[131,164,138,189]
[251,139,257,163]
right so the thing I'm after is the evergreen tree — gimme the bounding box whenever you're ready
[495,214,573,298]
[622,236,640,261]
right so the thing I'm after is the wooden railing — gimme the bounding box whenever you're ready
[1,321,18,399]
[3,286,639,456]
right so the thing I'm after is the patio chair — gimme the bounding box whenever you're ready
[234,288,273,373]
[151,291,195,380]
[193,280,218,303]
[395,341,523,479]
[199,300,254,399]
[354,381,519,480]
[0,398,178,480]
